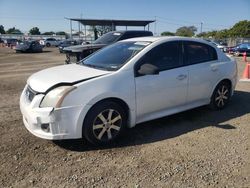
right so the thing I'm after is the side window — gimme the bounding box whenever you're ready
[184,41,217,65]
[136,41,182,72]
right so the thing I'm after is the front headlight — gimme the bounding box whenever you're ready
[40,86,76,108]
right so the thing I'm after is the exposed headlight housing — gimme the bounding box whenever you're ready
[40,86,76,108]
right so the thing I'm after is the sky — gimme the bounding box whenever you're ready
[0,0,249,35]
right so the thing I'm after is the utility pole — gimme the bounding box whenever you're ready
[200,22,203,33]
[154,16,157,36]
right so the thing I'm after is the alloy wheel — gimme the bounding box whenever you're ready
[214,85,229,108]
[92,109,122,141]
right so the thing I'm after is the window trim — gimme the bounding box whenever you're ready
[134,41,183,77]
[183,41,218,66]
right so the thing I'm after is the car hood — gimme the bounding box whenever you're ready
[63,43,106,52]
[28,64,110,93]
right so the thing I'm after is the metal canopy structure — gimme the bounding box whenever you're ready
[68,18,155,27]
[66,18,155,39]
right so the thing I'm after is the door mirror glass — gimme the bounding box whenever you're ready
[138,63,159,75]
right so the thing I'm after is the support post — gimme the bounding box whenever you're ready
[78,22,81,39]
[84,25,87,42]
[70,20,72,39]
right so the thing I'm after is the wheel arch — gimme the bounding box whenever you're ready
[81,97,133,132]
[210,78,232,99]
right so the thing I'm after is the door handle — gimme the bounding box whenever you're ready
[177,74,187,80]
[211,66,218,72]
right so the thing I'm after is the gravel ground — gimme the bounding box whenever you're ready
[0,47,249,188]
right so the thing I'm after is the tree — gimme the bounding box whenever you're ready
[42,31,55,35]
[161,31,175,36]
[29,27,40,35]
[215,29,229,39]
[196,32,207,38]
[89,25,113,38]
[0,25,5,34]
[176,26,197,37]
[229,20,250,38]
[55,31,66,35]
[6,27,22,34]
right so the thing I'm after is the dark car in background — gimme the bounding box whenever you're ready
[63,30,153,64]
[233,43,250,56]
[4,38,19,46]
[15,40,43,53]
[58,39,78,53]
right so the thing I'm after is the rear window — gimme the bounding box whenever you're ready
[119,32,153,40]
[93,32,122,45]
[184,41,217,65]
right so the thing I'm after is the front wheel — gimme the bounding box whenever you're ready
[210,82,231,110]
[83,101,127,145]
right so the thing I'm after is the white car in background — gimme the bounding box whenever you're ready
[20,37,237,145]
[39,38,60,47]
[210,41,227,52]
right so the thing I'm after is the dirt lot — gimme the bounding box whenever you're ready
[0,46,249,188]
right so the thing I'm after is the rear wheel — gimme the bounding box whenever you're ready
[83,101,127,145]
[46,43,51,47]
[210,81,231,110]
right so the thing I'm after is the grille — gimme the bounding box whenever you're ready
[25,86,37,102]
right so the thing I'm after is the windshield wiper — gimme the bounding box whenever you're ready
[82,63,109,71]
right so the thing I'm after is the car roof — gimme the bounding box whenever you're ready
[109,30,153,34]
[123,36,215,44]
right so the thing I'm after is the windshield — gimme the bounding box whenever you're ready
[93,32,122,44]
[80,41,151,71]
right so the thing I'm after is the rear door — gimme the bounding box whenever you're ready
[184,41,220,104]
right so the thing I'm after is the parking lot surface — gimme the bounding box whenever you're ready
[0,47,249,187]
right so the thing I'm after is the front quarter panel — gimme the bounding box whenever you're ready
[61,69,136,133]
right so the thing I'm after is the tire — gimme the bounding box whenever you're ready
[234,51,240,56]
[46,43,51,47]
[83,101,127,145]
[210,81,231,110]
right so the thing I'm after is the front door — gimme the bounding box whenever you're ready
[135,41,188,123]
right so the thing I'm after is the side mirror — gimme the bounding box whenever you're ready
[138,63,159,76]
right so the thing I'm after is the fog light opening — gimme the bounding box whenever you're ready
[41,123,50,132]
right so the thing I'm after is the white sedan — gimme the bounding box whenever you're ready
[20,37,237,145]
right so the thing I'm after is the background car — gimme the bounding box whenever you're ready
[63,30,153,64]
[3,38,19,47]
[15,40,43,53]
[39,38,60,47]
[233,43,250,56]
[58,39,78,53]
[20,37,237,145]
[210,41,227,52]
